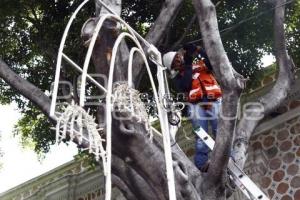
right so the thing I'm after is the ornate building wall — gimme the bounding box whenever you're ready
[248,110,300,200]
[0,160,125,200]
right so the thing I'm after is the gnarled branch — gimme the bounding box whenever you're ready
[232,0,295,168]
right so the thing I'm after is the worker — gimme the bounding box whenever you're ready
[163,44,222,172]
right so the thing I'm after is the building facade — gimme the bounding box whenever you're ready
[0,160,125,200]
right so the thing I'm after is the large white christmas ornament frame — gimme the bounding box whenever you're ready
[50,1,178,200]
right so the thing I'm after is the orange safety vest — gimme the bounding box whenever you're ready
[188,59,222,102]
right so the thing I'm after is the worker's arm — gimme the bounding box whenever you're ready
[177,65,192,92]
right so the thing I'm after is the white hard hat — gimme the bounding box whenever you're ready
[163,51,177,70]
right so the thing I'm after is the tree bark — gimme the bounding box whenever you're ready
[112,155,152,200]
[110,110,204,200]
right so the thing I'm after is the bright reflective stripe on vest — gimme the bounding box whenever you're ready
[189,88,201,96]
[192,65,201,70]
[204,85,220,90]
[192,72,200,79]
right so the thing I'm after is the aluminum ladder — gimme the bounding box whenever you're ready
[194,127,269,200]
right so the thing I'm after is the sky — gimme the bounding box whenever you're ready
[262,54,275,67]
[0,54,275,194]
[0,104,78,194]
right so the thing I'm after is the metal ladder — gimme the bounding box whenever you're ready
[194,127,269,200]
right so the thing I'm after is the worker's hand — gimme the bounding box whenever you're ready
[183,44,198,65]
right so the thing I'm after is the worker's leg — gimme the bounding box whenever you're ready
[189,103,208,131]
[189,103,210,170]
[208,98,221,137]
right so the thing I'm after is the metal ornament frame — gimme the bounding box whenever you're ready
[50,1,177,200]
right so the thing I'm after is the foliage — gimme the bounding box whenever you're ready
[217,1,273,79]
[74,150,99,170]
[121,0,163,36]
[286,0,300,68]
[0,0,94,108]
[217,0,299,89]
[14,106,54,155]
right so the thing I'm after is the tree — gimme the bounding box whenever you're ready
[0,0,297,199]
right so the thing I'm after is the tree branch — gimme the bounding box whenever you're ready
[0,58,53,120]
[111,112,171,200]
[111,109,208,200]
[152,132,203,199]
[111,175,138,200]
[232,0,295,168]
[95,0,122,16]
[144,0,183,45]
